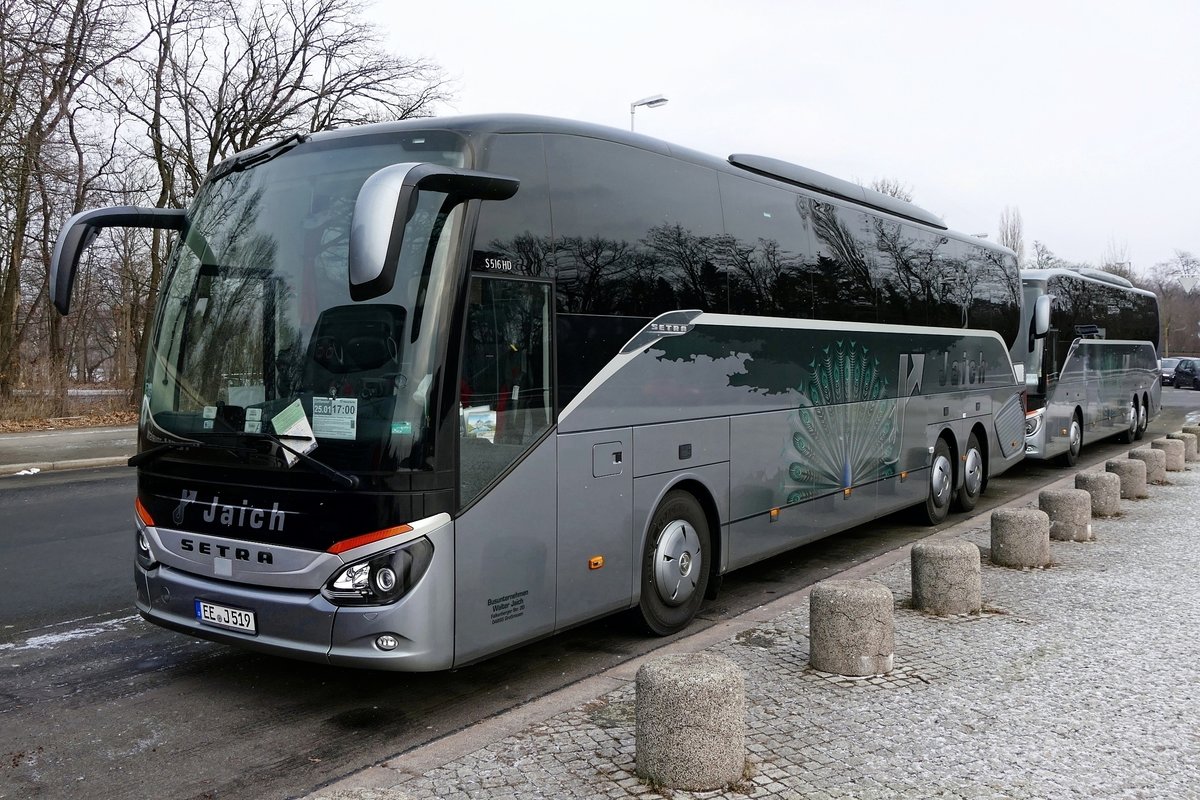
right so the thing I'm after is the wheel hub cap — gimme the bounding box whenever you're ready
[653,520,701,607]
[963,448,982,495]
[931,454,952,505]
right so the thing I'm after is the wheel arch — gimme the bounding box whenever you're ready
[936,426,959,487]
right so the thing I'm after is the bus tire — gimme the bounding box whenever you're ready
[1116,397,1138,444]
[637,490,710,636]
[922,437,953,525]
[953,432,984,512]
[1134,397,1148,440]
[1059,412,1083,466]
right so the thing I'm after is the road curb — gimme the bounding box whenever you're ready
[3,456,130,476]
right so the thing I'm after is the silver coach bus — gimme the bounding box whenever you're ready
[1016,268,1161,465]
[51,115,1027,670]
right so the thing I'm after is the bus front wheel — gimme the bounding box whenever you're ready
[637,490,711,636]
[1060,413,1083,466]
[922,437,953,525]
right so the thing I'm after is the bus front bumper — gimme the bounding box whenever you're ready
[135,522,456,671]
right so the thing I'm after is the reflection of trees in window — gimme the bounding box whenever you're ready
[642,224,723,312]
[484,231,557,279]
[555,235,649,314]
[180,185,278,405]
[811,201,874,296]
[718,235,805,317]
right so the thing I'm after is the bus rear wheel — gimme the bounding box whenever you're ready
[1134,398,1148,440]
[921,437,953,525]
[1116,397,1138,444]
[953,432,984,512]
[637,490,710,636]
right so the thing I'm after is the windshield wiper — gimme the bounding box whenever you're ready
[209,133,308,182]
[128,439,250,468]
[241,432,360,490]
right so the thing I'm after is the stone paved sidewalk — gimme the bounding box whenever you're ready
[313,467,1200,800]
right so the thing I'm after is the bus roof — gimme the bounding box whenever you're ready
[225,113,1010,254]
[1021,268,1158,300]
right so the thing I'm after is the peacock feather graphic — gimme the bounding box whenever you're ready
[784,340,898,504]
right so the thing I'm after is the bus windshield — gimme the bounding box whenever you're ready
[1022,282,1046,388]
[143,132,469,476]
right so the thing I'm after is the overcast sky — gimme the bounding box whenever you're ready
[379,1,1198,274]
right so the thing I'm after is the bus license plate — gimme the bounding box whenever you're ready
[195,599,257,635]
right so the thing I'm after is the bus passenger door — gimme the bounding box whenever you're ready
[454,276,558,666]
[556,429,634,630]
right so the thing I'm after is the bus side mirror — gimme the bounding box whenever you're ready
[1033,295,1051,339]
[52,206,186,315]
[349,163,519,302]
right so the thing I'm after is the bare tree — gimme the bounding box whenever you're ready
[1098,238,1133,280]
[1147,250,1200,356]
[997,206,1025,266]
[869,176,913,202]
[107,0,453,394]
[0,0,147,398]
[1030,241,1062,271]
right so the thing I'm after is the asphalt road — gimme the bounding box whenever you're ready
[1,396,1196,800]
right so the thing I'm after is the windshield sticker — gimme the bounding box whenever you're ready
[391,421,412,435]
[244,407,262,434]
[312,397,358,441]
[271,399,317,467]
[203,406,217,420]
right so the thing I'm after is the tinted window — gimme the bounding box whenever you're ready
[473,134,553,278]
[546,135,724,316]
[810,200,878,323]
[546,135,724,408]
[718,172,815,317]
[459,277,553,504]
[1047,275,1159,351]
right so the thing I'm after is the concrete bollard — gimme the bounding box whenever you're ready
[911,539,981,615]
[1129,448,1167,485]
[809,579,894,676]
[1167,432,1199,463]
[990,508,1051,568]
[1182,425,1200,438]
[636,654,745,790]
[1106,459,1148,500]
[1038,489,1094,542]
[1074,472,1122,518]
[1151,438,1186,472]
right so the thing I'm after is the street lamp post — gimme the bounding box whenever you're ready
[630,94,668,131]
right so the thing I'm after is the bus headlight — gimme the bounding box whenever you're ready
[1024,410,1044,438]
[322,537,433,606]
[136,528,156,570]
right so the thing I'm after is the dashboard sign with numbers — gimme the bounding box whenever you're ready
[312,396,358,440]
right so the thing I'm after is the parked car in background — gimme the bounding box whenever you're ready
[1174,358,1200,389]
[1161,357,1180,386]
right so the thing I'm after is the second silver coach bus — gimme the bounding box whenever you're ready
[52,115,1026,670]
[1017,268,1160,464]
